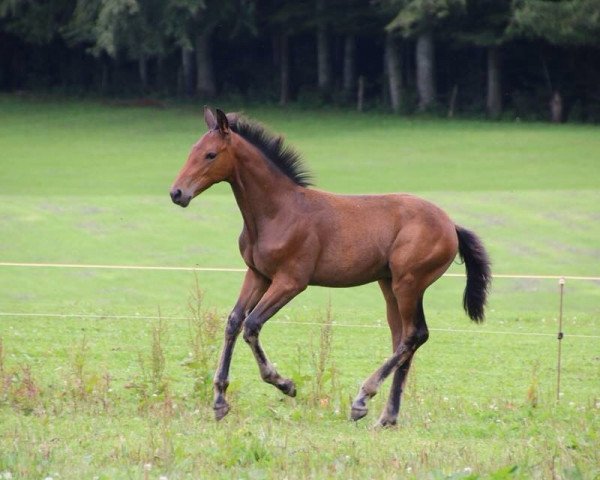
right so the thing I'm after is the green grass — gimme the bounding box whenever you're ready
[0,95,599,479]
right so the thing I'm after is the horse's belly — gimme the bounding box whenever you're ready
[309,254,390,287]
[308,219,396,287]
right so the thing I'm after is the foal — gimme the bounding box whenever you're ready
[170,108,491,427]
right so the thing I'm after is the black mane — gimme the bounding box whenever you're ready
[228,115,313,187]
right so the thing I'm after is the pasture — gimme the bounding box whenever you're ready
[0,96,598,479]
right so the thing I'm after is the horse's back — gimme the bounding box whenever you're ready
[304,190,458,288]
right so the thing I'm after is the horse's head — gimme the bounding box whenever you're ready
[170,107,235,207]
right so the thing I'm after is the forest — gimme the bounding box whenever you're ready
[1,0,600,122]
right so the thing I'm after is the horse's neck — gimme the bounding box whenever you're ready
[229,144,299,241]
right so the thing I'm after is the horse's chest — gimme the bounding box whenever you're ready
[239,233,288,278]
[256,242,290,276]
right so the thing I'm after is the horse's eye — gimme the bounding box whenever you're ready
[206,152,217,160]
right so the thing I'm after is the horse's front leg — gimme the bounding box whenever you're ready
[242,275,306,397]
[213,268,269,420]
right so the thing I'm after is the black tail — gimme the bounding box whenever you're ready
[456,226,491,322]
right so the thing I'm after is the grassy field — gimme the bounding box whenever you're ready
[0,95,598,479]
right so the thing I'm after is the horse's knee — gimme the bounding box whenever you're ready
[411,326,429,349]
[225,310,244,338]
[242,318,260,343]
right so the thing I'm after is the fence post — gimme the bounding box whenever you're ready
[556,277,565,402]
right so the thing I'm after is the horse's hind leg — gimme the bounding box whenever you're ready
[377,298,426,427]
[373,279,410,426]
[351,277,428,423]
[377,357,414,427]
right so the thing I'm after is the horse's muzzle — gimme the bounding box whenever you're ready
[170,188,191,207]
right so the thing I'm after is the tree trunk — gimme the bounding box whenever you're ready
[138,53,148,92]
[100,56,109,94]
[316,0,332,94]
[272,33,280,66]
[550,90,563,123]
[385,32,402,113]
[156,56,165,92]
[448,84,458,117]
[416,31,435,111]
[403,41,412,90]
[357,75,365,112]
[279,33,290,106]
[486,46,502,119]
[196,27,216,98]
[343,34,356,98]
[181,46,195,97]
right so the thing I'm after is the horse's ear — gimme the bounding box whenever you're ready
[226,112,240,128]
[216,108,230,135]
[204,106,217,130]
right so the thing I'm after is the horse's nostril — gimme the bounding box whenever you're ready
[170,188,182,203]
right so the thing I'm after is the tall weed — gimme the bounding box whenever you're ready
[305,302,345,414]
[126,314,171,414]
[64,335,113,412]
[9,365,42,415]
[0,337,43,415]
[181,273,222,402]
[526,361,540,408]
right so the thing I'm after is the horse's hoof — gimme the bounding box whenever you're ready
[279,379,297,397]
[214,402,230,421]
[375,417,398,428]
[350,405,368,421]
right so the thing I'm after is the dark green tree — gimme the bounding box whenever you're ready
[510,0,600,121]
[189,0,255,98]
[454,0,512,118]
[163,0,205,96]
[333,0,381,102]
[265,0,374,104]
[511,0,600,47]
[316,0,332,94]
[266,0,312,104]
[386,0,465,110]
[63,0,169,91]
[0,0,73,45]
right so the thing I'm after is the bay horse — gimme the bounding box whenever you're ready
[170,108,491,427]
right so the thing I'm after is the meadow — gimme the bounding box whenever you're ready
[0,95,598,479]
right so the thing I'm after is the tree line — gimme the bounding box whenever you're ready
[1,0,600,122]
